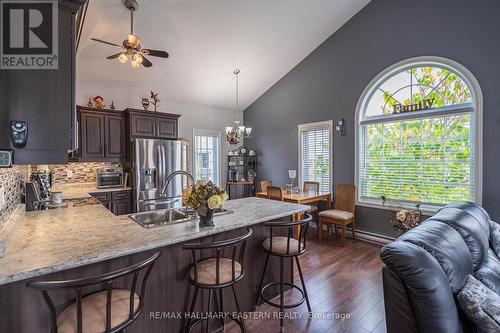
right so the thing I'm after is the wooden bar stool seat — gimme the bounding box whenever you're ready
[27,251,160,333]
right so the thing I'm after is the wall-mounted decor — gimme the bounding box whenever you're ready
[392,98,435,114]
[335,118,346,136]
[150,90,160,111]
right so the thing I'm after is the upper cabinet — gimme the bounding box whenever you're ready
[0,1,84,164]
[75,106,127,162]
[127,109,180,140]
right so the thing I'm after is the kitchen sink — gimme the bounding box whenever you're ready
[129,207,235,228]
[129,208,194,228]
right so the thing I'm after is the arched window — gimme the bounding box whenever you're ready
[355,57,482,211]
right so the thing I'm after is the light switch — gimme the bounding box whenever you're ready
[0,188,5,211]
[67,170,73,178]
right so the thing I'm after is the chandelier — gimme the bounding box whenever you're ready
[225,69,252,145]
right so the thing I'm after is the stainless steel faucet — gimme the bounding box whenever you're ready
[160,170,195,197]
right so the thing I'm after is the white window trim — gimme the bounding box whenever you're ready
[297,120,333,194]
[192,129,222,187]
[354,56,483,213]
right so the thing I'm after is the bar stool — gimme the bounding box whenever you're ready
[27,251,160,333]
[183,228,253,333]
[254,214,312,332]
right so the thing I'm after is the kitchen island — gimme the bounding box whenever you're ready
[0,197,309,332]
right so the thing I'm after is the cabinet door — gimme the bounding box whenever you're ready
[80,112,105,159]
[112,200,132,215]
[130,114,156,138]
[105,115,126,160]
[156,117,178,139]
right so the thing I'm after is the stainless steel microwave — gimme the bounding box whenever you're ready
[96,167,124,189]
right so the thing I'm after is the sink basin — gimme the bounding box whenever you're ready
[130,209,194,228]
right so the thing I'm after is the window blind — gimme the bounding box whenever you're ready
[359,112,475,206]
[299,124,332,193]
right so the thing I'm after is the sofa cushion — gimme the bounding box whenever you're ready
[396,221,473,294]
[431,204,490,270]
[489,221,500,258]
[457,275,500,333]
[474,249,500,296]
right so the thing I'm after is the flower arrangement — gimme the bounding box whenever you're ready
[382,196,422,235]
[184,180,228,227]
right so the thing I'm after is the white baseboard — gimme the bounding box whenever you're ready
[311,222,395,245]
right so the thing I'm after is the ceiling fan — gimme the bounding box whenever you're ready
[91,0,169,68]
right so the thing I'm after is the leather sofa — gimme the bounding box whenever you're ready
[380,202,500,333]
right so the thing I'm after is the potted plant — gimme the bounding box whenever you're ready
[184,180,228,228]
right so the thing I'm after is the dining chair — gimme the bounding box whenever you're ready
[303,181,320,215]
[318,184,356,246]
[260,180,272,193]
[267,186,284,201]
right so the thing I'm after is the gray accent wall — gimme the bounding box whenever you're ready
[243,0,500,238]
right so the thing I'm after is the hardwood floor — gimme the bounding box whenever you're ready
[226,237,386,333]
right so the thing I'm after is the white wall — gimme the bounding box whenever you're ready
[77,83,243,185]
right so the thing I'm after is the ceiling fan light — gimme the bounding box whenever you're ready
[128,34,140,47]
[118,53,128,64]
[131,60,140,68]
[133,53,143,64]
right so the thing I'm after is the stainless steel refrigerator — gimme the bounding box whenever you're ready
[131,139,188,212]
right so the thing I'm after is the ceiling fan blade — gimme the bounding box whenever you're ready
[141,55,153,68]
[141,48,169,58]
[91,38,123,48]
[106,52,123,59]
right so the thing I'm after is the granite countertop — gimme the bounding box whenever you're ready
[0,197,309,285]
[52,183,132,200]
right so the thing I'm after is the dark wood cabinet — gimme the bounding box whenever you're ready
[0,1,84,164]
[127,109,180,140]
[105,114,127,159]
[90,190,132,215]
[76,107,127,162]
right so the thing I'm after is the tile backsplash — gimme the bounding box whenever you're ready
[0,166,28,229]
[34,162,123,185]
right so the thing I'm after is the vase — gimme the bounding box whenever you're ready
[198,205,214,228]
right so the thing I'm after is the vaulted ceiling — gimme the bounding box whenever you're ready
[77,0,370,110]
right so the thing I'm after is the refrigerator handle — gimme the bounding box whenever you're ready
[157,145,164,191]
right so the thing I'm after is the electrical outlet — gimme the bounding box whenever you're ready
[0,188,5,211]
[66,170,73,178]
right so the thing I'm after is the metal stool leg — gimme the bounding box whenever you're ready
[206,289,213,333]
[185,286,199,333]
[219,288,225,332]
[295,256,312,319]
[279,256,285,333]
[232,285,246,332]
[254,253,270,310]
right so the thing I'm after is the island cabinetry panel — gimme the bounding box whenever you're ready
[127,109,180,140]
[75,107,127,162]
[0,220,292,333]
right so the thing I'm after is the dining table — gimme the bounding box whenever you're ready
[256,189,332,237]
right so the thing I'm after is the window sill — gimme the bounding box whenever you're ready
[356,201,438,216]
